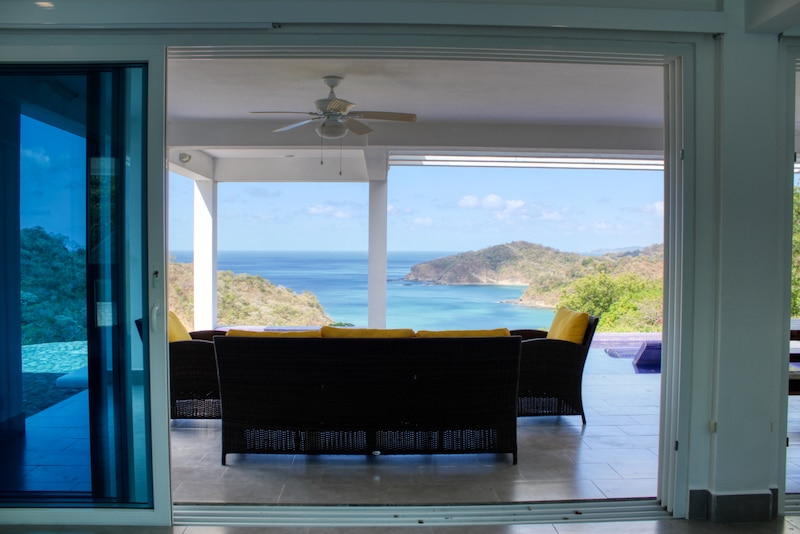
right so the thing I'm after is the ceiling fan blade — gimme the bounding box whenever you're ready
[326,98,356,114]
[273,118,320,133]
[250,111,319,115]
[344,118,374,135]
[349,111,417,122]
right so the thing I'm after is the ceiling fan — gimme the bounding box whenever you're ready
[251,75,417,139]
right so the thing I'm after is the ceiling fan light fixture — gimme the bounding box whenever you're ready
[316,119,348,139]
[252,75,415,138]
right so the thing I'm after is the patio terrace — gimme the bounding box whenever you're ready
[5,333,800,506]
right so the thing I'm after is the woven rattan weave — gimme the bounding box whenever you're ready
[213,336,522,464]
[512,316,599,425]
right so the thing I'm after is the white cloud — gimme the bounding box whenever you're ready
[307,204,335,215]
[307,204,352,219]
[495,199,526,220]
[460,194,525,220]
[458,195,480,208]
[481,194,505,209]
[21,147,51,167]
[643,201,664,216]
[540,210,564,221]
[243,213,274,223]
[413,217,434,226]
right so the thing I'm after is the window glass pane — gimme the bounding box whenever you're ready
[387,165,664,331]
[0,65,150,507]
[169,180,368,328]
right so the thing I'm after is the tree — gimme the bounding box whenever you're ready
[558,272,662,332]
[792,186,800,316]
[20,227,87,344]
[167,262,332,328]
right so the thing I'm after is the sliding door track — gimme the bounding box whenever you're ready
[174,498,672,527]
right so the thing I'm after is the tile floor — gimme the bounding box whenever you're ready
[0,390,91,494]
[5,336,800,532]
[170,343,662,505]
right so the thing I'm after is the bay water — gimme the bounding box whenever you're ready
[170,250,555,330]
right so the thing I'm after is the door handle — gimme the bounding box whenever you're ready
[150,305,161,333]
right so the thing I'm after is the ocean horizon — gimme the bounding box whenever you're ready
[170,250,556,330]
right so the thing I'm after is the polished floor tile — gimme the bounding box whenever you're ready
[168,347,663,506]
[6,340,800,532]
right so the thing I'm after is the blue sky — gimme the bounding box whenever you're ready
[20,112,664,255]
[169,165,664,254]
[20,116,87,248]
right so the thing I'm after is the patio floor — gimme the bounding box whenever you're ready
[6,332,800,506]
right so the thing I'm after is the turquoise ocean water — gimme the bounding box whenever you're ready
[170,250,555,331]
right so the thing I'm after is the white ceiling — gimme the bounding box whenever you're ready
[166,56,667,182]
[167,57,664,128]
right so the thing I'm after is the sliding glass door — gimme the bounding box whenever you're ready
[0,65,151,506]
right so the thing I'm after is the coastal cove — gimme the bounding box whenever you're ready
[170,250,556,330]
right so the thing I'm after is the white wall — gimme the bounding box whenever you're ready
[1,0,797,524]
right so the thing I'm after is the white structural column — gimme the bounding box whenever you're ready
[193,179,218,330]
[679,5,791,521]
[367,149,389,328]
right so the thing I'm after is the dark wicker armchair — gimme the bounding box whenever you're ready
[135,318,225,419]
[511,315,599,424]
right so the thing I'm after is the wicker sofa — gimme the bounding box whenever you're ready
[212,335,522,464]
[512,314,599,424]
[136,316,225,419]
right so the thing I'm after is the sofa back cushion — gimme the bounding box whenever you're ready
[226,329,321,338]
[415,328,510,338]
[167,311,192,342]
[546,307,590,344]
[320,326,415,338]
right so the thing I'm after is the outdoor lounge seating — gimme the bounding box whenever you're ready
[213,333,522,464]
[512,309,599,424]
[136,314,225,419]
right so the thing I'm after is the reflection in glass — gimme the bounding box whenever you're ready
[0,66,150,507]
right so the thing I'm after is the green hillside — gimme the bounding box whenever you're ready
[168,261,332,329]
[406,241,663,305]
[406,241,664,331]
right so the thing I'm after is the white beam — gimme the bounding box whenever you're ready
[168,149,214,182]
[367,149,389,328]
[193,180,218,330]
[212,149,369,182]
[167,120,665,156]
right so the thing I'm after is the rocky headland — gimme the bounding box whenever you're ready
[404,241,664,308]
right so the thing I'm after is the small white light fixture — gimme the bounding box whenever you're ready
[179,152,192,163]
[315,118,348,139]
[35,1,55,8]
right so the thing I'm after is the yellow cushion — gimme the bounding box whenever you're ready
[415,328,510,338]
[320,326,415,338]
[225,329,321,338]
[546,307,589,344]
[167,311,192,342]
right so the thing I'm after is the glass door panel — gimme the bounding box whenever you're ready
[0,65,151,507]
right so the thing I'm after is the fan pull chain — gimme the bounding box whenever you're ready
[320,135,324,166]
[339,139,343,176]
